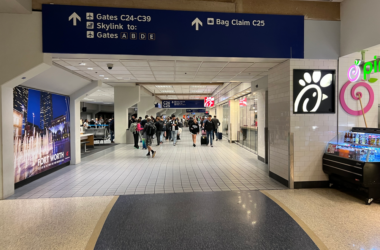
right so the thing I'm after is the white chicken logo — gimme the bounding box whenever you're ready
[294,71,333,112]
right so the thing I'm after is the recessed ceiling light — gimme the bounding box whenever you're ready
[190,90,204,93]
[105,78,109,80]
[79,63,86,66]
[88,68,93,70]
[99,75,104,77]
[190,85,204,88]
[156,85,173,88]
[160,90,175,93]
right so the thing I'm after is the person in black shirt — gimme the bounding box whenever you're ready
[204,115,215,147]
[141,115,148,128]
[155,117,163,146]
[189,118,200,147]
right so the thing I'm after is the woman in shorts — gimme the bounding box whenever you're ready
[189,118,200,147]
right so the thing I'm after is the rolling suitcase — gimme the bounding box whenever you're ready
[201,135,208,145]
[218,132,222,140]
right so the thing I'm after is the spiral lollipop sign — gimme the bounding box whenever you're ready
[340,57,378,127]
[340,58,376,117]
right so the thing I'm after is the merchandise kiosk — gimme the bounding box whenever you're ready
[323,127,380,205]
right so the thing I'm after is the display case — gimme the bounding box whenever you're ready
[323,127,380,205]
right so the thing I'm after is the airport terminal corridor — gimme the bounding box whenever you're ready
[9,131,285,199]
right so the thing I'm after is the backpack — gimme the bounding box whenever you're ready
[130,122,137,133]
[147,123,156,136]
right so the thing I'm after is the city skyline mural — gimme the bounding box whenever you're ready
[13,86,71,183]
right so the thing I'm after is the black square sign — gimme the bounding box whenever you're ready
[293,69,335,114]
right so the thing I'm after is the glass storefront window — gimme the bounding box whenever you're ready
[223,104,229,137]
[237,94,258,154]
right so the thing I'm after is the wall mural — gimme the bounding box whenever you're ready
[13,86,71,183]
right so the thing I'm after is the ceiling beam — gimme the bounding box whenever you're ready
[155,93,212,96]
[137,82,224,86]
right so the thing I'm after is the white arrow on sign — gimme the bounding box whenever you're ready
[192,18,202,31]
[69,12,81,26]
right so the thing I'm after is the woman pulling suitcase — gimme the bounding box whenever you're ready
[189,118,200,147]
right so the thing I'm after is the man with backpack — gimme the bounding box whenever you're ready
[204,115,215,147]
[142,117,157,158]
[129,118,139,149]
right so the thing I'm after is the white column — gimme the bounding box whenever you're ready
[216,105,224,132]
[257,90,266,161]
[0,12,52,199]
[168,109,177,117]
[70,80,102,165]
[174,109,182,117]
[114,86,140,143]
[147,108,161,117]
[229,100,239,142]
[0,86,15,199]
[137,96,155,118]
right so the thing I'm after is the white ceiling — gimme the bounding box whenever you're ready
[49,55,287,102]
[22,65,91,95]
[52,58,281,83]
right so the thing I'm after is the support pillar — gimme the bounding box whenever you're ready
[70,80,102,165]
[229,100,239,143]
[137,96,155,118]
[114,86,140,143]
[216,105,223,131]
[0,12,52,199]
[169,109,177,117]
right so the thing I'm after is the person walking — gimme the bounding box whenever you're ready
[211,115,221,141]
[189,118,200,147]
[161,118,166,144]
[142,117,157,158]
[137,118,146,149]
[155,117,163,146]
[129,118,139,149]
[109,118,115,143]
[83,119,89,129]
[169,115,179,146]
[204,115,215,147]
[166,117,172,141]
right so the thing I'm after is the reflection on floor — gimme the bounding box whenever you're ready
[264,188,380,250]
[1,188,379,249]
[95,191,319,250]
[8,131,285,199]
[81,143,118,158]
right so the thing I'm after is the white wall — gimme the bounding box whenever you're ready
[304,20,340,59]
[0,12,50,88]
[114,86,140,143]
[257,90,266,160]
[341,0,380,56]
[290,59,338,182]
[268,60,291,181]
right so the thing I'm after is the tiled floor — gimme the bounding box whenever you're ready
[264,189,380,250]
[9,131,286,199]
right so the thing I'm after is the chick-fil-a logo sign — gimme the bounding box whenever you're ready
[340,60,375,116]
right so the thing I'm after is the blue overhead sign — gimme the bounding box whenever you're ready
[42,4,304,58]
[186,109,206,113]
[163,100,204,108]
